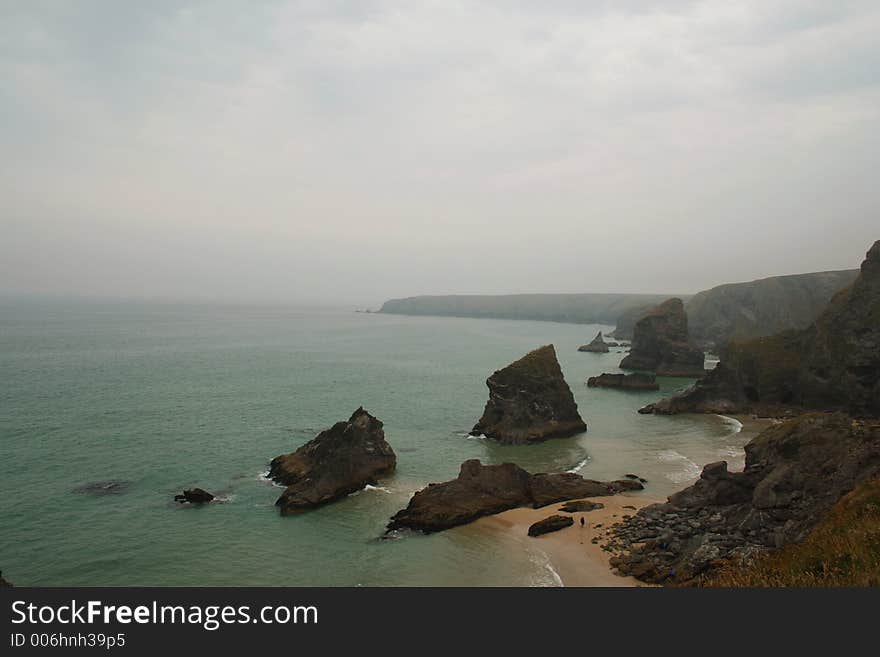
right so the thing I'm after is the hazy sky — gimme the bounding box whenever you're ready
[2,1,878,305]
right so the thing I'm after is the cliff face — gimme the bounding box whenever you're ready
[379,293,680,325]
[269,408,397,514]
[685,269,858,348]
[619,298,705,377]
[471,345,587,444]
[643,241,880,417]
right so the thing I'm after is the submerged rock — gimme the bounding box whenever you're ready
[606,413,880,584]
[619,298,706,377]
[578,331,610,353]
[270,407,396,515]
[641,240,880,417]
[386,459,642,533]
[528,515,574,537]
[72,481,129,496]
[174,488,215,504]
[587,372,659,391]
[0,571,12,587]
[471,345,587,444]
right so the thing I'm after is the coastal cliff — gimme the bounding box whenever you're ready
[619,298,705,377]
[685,269,858,348]
[379,293,679,325]
[605,413,880,584]
[471,345,587,444]
[641,240,880,417]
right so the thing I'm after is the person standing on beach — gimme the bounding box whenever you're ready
[580,517,585,528]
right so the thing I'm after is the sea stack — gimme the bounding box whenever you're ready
[269,407,396,515]
[641,240,880,417]
[470,345,586,444]
[619,298,705,377]
[578,331,610,353]
[174,488,215,504]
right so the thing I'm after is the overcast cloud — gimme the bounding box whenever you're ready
[2,1,878,305]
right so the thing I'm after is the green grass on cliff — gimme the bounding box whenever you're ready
[703,479,880,587]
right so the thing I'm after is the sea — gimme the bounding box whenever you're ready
[0,298,748,586]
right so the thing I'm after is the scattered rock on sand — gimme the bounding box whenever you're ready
[528,515,574,537]
[558,500,605,513]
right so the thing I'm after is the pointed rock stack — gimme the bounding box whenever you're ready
[471,345,587,444]
[578,331,610,353]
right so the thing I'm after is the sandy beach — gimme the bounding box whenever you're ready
[470,492,662,587]
[464,414,773,587]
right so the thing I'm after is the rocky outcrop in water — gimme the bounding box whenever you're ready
[587,373,659,391]
[0,571,12,587]
[270,407,396,515]
[470,345,587,444]
[605,413,880,584]
[386,459,643,533]
[619,298,705,377]
[174,488,215,504]
[72,481,129,496]
[578,331,610,353]
[528,515,574,536]
[641,240,880,418]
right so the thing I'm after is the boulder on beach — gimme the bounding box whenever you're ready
[587,372,659,391]
[578,331,610,353]
[269,407,396,515]
[558,500,605,513]
[385,459,643,534]
[528,515,574,537]
[471,345,587,444]
[174,488,215,504]
[619,298,705,377]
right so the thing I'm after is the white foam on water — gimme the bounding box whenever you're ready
[465,433,486,440]
[257,471,285,488]
[657,449,702,483]
[566,456,591,473]
[364,484,393,494]
[527,548,565,587]
[717,415,743,434]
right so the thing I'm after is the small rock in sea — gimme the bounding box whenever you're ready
[0,571,12,587]
[528,515,574,537]
[174,488,215,504]
[72,481,129,496]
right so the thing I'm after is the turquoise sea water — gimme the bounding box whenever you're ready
[0,299,746,586]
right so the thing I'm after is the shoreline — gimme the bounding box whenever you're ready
[466,413,773,587]
[467,492,662,587]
